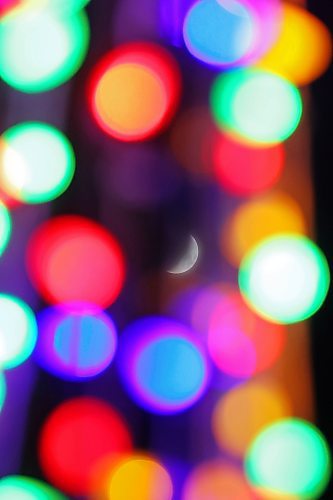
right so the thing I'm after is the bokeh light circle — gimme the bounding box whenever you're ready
[90,42,181,141]
[212,380,291,458]
[221,191,306,267]
[211,69,302,145]
[0,201,11,256]
[213,135,285,195]
[0,475,67,500]
[118,317,210,414]
[182,460,256,500]
[0,373,6,412]
[245,419,331,499]
[207,289,285,378]
[94,453,173,500]
[36,305,117,380]
[183,0,256,67]
[257,3,332,86]
[26,215,125,307]
[1,122,75,203]
[0,294,37,369]
[0,7,89,93]
[39,397,132,496]
[239,234,330,324]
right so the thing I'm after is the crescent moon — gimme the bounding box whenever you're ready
[167,235,199,274]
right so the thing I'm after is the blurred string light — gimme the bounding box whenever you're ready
[26,215,125,307]
[207,289,285,378]
[239,234,330,324]
[0,294,37,369]
[117,317,210,414]
[0,122,75,204]
[35,305,117,380]
[39,397,132,496]
[167,235,199,274]
[90,42,181,141]
[93,453,173,500]
[183,0,256,67]
[182,460,255,500]
[213,134,285,196]
[211,69,302,145]
[245,419,332,499]
[212,380,291,458]
[0,476,67,500]
[0,201,11,256]
[256,3,332,86]
[221,191,306,267]
[0,6,89,93]
[0,373,6,412]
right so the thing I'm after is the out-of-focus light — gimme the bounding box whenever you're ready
[182,460,256,499]
[39,397,132,496]
[213,135,285,196]
[208,289,285,378]
[26,215,125,308]
[90,42,181,141]
[34,0,91,14]
[239,234,330,324]
[257,3,332,86]
[0,373,6,412]
[0,201,11,256]
[0,7,89,93]
[211,69,302,145]
[0,294,37,369]
[221,192,306,267]
[36,305,117,380]
[0,0,20,17]
[183,0,256,67]
[0,122,75,204]
[94,453,173,500]
[117,317,210,414]
[212,380,291,458]
[0,475,67,500]
[245,419,331,499]
[167,235,199,274]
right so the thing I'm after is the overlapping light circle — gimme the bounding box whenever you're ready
[0,201,11,256]
[0,6,89,93]
[118,317,210,414]
[0,294,37,369]
[239,234,330,324]
[90,42,181,141]
[0,122,75,204]
[36,305,118,380]
[245,419,331,499]
[0,475,67,500]
[211,68,302,144]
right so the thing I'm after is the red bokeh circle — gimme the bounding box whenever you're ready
[38,397,133,495]
[89,42,181,142]
[26,215,125,307]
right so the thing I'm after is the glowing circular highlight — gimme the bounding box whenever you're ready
[1,122,75,204]
[183,0,256,67]
[208,289,285,378]
[39,397,132,496]
[239,234,330,324]
[213,135,285,195]
[36,305,117,380]
[0,201,11,256]
[211,69,302,145]
[26,215,125,307]
[0,7,89,93]
[245,419,331,499]
[0,294,37,369]
[257,3,332,86]
[118,317,210,414]
[212,380,291,458]
[90,42,181,141]
[38,0,91,14]
[0,475,67,500]
[221,192,306,267]
[95,453,173,500]
[183,460,255,500]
